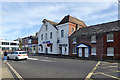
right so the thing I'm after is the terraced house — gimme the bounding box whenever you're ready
[38,15,86,55]
[69,20,120,60]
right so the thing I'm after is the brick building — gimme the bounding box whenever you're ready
[69,20,120,60]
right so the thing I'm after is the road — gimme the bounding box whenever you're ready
[6,56,120,79]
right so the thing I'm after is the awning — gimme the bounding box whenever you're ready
[76,43,89,48]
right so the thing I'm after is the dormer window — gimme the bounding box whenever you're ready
[91,35,96,43]
[107,33,114,42]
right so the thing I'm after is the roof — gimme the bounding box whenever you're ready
[57,15,87,27]
[43,19,58,29]
[70,20,120,37]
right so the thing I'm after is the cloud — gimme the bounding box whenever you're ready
[1,2,118,40]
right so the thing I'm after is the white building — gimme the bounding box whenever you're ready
[0,39,19,51]
[38,15,86,55]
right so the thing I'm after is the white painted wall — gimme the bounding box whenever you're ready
[38,21,58,54]
[0,39,19,51]
[56,22,69,55]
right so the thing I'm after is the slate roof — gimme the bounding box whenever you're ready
[70,20,120,37]
[57,15,87,27]
[43,19,58,29]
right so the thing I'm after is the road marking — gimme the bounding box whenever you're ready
[28,57,38,60]
[5,62,24,80]
[109,69,120,72]
[40,59,56,62]
[85,61,101,80]
[93,72,120,79]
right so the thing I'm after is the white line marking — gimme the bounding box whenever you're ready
[5,62,24,80]
[40,59,56,62]
[27,57,38,60]
[85,61,101,80]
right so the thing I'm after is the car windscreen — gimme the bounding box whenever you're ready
[19,52,27,54]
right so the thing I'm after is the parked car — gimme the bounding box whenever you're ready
[7,51,28,60]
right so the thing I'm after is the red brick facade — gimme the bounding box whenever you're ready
[69,31,120,60]
[69,20,120,60]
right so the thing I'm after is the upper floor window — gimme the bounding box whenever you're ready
[91,35,96,43]
[46,25,47,31]
[45,33,47,40]
[73,37,77,44]
[61,30,64,38]
[72,28,74,32]
[91,47,96,55]
[107,33,114,42]
[50,32,52,39]
[2,42,9,45]
[107,47,114,56]
[41,34,43,40]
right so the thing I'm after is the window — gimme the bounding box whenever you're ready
[107,33,114,42]
[2,42,9,45]
[107,47,114,56]
[73,47,76,54]
[61,30,64,38]
[39,47,40,51]
[45,33,47,40]
[2,47,9,50]
[50,45,52,52]
[50,32,52,39]
[91,47,96,55]
[91,36,96,43]
[72,28,74,31]
[46,25,47,31]
[41,34,43,40]
[73,37,77,44]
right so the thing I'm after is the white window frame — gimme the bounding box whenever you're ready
[107,33,114,42]
[91,36,96,43]
[107,47,114,56]
[73,37,77,44]
[72,47,77,54]
[91,47,96,55]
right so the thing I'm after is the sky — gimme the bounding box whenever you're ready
[0,0,118,41]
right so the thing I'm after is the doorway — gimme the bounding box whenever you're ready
[45,48,48,54]
[59,47,62,55]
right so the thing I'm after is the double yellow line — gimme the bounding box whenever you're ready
[85,61,101,80]
[5,62,24,80]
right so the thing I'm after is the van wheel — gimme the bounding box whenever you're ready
[15,57,19,61]
[7,57,10,60]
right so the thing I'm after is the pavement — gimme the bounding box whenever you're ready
[0,54,14,80]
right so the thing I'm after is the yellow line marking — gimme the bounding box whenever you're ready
[93,72,120,80]
[84,61,101,80]
[109,69,120,72]
[5,62,24,80]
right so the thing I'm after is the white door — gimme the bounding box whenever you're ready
[85,48,89,57]
[79,48,82,57]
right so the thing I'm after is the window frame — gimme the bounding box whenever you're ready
[107,33,114,42]
[107,47,114,56]
[91,47,97,55]
[61,30,64,38]
[91,35,96,43]
[72,47,77,54]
